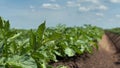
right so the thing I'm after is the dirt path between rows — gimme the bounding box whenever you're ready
[51,33,120,68]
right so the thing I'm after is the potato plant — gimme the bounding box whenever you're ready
[0,17,103,68]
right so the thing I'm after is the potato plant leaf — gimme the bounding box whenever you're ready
[64,47,75,57]
[37,21,46,41]
[0,17,3,29]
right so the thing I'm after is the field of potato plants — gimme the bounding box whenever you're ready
[0,17,103,68]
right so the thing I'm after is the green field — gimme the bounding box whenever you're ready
[0,17,103,68]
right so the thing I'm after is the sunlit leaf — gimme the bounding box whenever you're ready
[64,47,75,57]
[37,21,46,41]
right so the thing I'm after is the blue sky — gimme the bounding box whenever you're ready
[0,0,120,29]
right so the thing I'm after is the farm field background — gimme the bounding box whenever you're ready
[1,0,120,68]
[0,17,104,68]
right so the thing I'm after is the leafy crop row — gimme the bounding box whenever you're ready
[0,17,103,68]
[106,28,120,35]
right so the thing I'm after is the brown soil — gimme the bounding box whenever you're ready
[51,32,120,68]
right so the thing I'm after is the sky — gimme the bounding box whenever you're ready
[0,0,120,29]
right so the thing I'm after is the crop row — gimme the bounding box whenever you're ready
[0,17,103,68]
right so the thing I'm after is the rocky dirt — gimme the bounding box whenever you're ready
[51,32,120,68]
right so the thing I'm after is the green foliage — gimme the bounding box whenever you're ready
[106,28,120,34]
[0,17,103,68]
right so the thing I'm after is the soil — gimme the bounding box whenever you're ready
[50,32,120,68]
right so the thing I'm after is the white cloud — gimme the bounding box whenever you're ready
[78,4,108,12]
[79,7,90,12]
[66,1,80,7]
[85,0,100,4]
[96,13,104,17]
[69,0,108,12]
[42,3,61,9]
[116,14,120,17]
[110,0,120,3]
[29,5,35,12]
[77,0,100,4]
[30,5,34,9]
[98,5,108,10]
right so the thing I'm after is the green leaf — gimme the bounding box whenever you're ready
[37,21,46,41]
[8,32,22,42]
[54,51,62,56]
[5,63,22,68]
[30,30,36,51]
[5,55,37,68]
[86,45,93,53]
[80,45,85,53]
[40,62,46,68]
[9,41,17,54]
[64,47,75,57]
[43,32,61,44]
[0,17,3,29]
[50,32,61,39]
[31,52,45,60]
[4,20,10,31]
